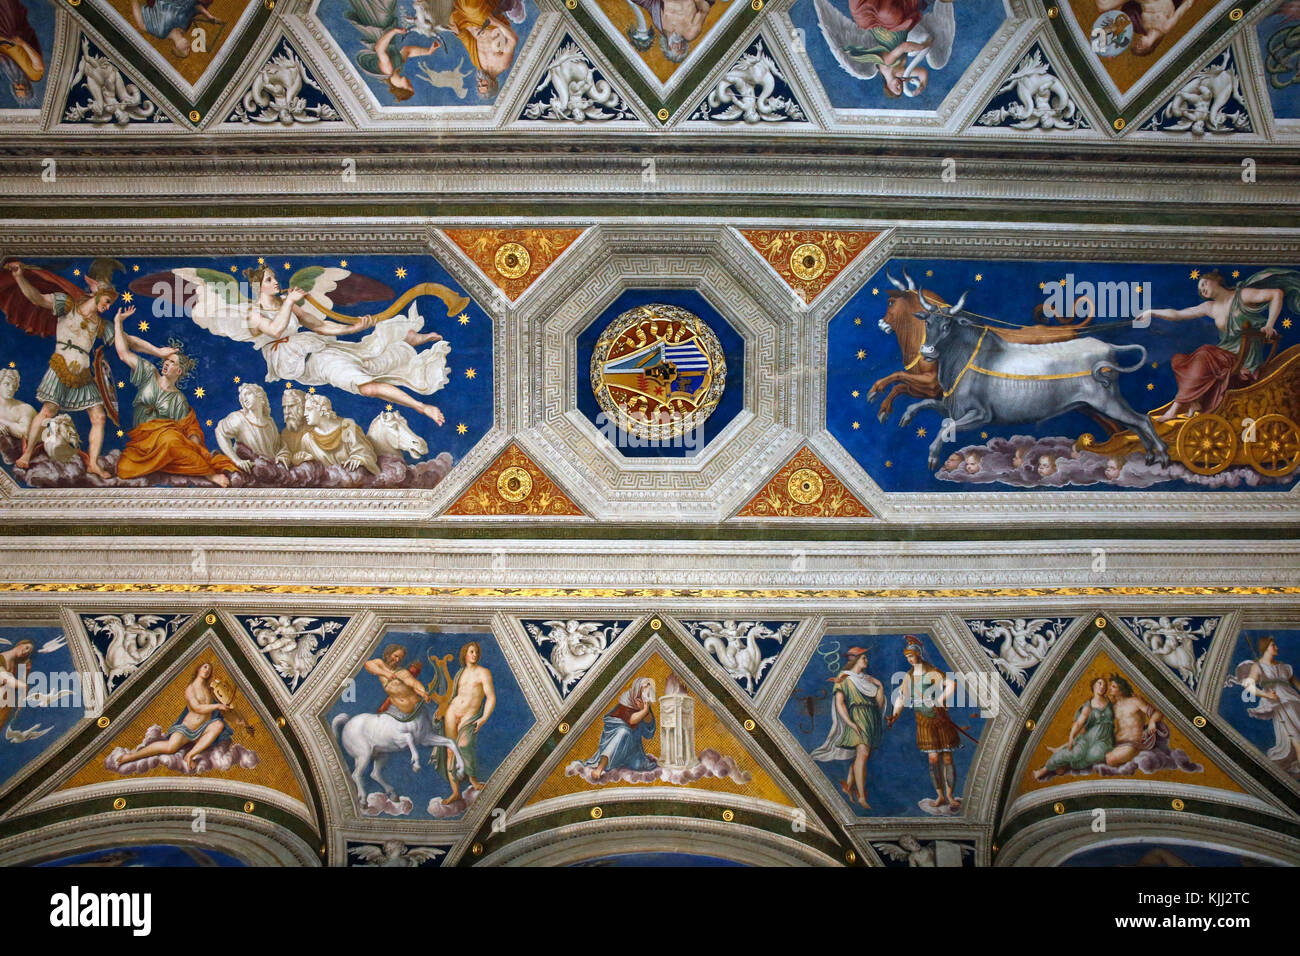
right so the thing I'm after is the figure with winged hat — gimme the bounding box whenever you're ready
[0,258,139,477]
[810,645,886,810]
[812,0,955,98]
[132,261,467,424]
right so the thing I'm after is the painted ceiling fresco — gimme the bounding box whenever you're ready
[0,0,1290,132]
[0,0,1299,877]
[0,607,1296,868]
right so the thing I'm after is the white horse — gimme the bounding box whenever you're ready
[366,409,428,460]
[332,708,463,802]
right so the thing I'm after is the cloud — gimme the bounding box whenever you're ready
[427,785,479,818]
[933,435,1289,489]
[105,724,259,774]
[362,792,414,816]
[564,748,752,786]
[1,433,454,489]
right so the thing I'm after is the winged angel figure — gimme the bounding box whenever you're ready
[131,263,465,423]
[812,0,955,98]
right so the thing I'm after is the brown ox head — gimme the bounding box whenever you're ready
[879,269,952,349]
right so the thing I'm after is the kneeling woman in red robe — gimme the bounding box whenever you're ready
[112,309,236,486]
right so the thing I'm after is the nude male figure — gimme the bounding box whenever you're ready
[1105,675,1163,766]
[364,645,429,715]
[1095,0,1197,56]
[439,641,495,803]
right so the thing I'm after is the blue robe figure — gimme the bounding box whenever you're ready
[583,677,657,774]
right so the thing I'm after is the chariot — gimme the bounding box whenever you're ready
[1080,336,1300,477]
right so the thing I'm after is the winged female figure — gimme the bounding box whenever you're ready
[132,263,460,424]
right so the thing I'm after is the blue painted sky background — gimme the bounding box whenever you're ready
[36,845,248,866]
[779,632,985,818]
[0,254,493,482]
[325,629,530,818]
[0,626,81,792]
[789,0,1005,111]
[1258,5,1300,120]
[1218,627,1300,762]
[828,257,1300,492]
[315,0,539,108]
[577,289,744,460]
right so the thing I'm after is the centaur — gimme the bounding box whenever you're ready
[899,288,1168,470]
[333,646,464,802]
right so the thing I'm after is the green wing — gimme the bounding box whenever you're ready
[346,0,398,39]
[288,265,329,294]
[194,267,245,306]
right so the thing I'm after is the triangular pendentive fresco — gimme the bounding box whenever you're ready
[518,34,638,122]
[1218,626,1300,782]
[61,35,171,127]
[61,0,274,120]
[1016,648,1243,798]
[1046,0,1252,124]
[443,227,584,302]
[0,626,79,793]
[1139,47,1253,134]
[583,0,742,89]
[443,441,584,515]
[235,614,349,693]
[314,0,540,108]
[0,0,55,111]
[688,35,808,125]
[525,650,795,806]
[521,618,632,698]
[225,36,342,125]
[1119,615,1218,691]
[738,229,878,304]
[779,632,988,817]
[735,444,872,518]
[324,627,533,819]
[61,641,306,802]
[790,0,1005,111]
[965,616,1076,693]
[680,619,797,697]
[975,44,1092,132]
[80,612,191,697]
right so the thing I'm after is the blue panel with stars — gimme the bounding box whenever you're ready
[0,255,493,489]
[828,258,1300,492]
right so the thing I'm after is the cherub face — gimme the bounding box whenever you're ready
[1037,455,1056,477]
[1104,458,1123,481]
[963,453,982,475]
[942,452,962,472]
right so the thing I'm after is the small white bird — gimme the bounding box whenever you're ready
[5,722,52,743]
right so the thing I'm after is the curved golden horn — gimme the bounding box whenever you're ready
[304,282,470,325]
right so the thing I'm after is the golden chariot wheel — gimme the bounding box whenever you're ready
[1246,413,1300,477]
[1175,413,1236,476]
